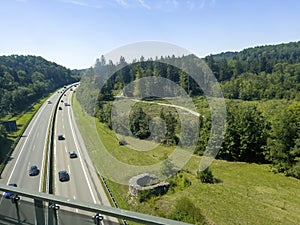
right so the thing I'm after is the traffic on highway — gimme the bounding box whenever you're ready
[0,83,118,225]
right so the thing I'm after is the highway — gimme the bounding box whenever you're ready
[0,88,63,224]
[0,84,119,225]
[53,87,119,225]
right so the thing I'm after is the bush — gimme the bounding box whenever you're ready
[137,189,153,202]
[170,197,206,224]
[167,172,191,192]
[197,167,214,184]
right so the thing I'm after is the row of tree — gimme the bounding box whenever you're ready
[197,100,300,178]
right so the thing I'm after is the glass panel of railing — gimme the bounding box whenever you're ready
[0,195,41,225]
[56,207,121,225]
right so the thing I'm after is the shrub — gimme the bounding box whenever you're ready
[170,197,206,224]
[197,167,214,184]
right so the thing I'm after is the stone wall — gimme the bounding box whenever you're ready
[129,173,170,197]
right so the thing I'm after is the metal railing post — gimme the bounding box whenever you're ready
[34,199,45,225]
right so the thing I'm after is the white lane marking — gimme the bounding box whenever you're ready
[68,164,71,174]
[65,146,68,153]
[67,102,97,204]
[53,137,57,191]
[32,145,36,152]
[7,103,47,184]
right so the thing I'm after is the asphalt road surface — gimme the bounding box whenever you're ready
[0,85,119,225]
[0,88,64,224]
[53,87,119,225]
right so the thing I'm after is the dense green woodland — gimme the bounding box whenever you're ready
[0,55,79,154]
[0,55,78,116]
[206,41,300,100]
[77,41,300,179]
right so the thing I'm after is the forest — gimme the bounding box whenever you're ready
[0,55,79,154]
[0,55,79,117]
[206,41,300,100]
[77,41,300,179]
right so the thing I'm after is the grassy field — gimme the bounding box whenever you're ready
[0,95,52,174]
[72,95,300,225]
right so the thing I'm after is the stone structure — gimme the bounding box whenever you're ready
[129,173,170,197]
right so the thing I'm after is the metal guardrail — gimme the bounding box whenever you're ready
[0,184,191,225]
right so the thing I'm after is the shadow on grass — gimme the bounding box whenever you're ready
[213,178,223,184]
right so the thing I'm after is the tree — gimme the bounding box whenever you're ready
[220,103,268,162]
[129,107,150,139]
[267,101,300,177]
[160,110,178,145]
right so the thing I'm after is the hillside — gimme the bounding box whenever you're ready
[0,55,78,117]
[0,54,80,173]
[205,41,300,100]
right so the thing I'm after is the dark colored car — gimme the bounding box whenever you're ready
[58,106,62,110]
[69,151,77,158]
[58,134,65,140]
[29,165,39,176]
[4,183,17,199]
[58,170,70,182]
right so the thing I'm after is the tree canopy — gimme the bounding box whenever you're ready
[0,55,78,117]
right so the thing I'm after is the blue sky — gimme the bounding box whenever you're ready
[1,0,300,69]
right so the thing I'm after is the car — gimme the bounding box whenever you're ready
[47,100,52,104]
[58,170,70,182]
[64,94,66,96]
[29,165,39,176]
[64,102,70,106]
[58,106,62,110]
[61,99,64,102]
[4,183,17,199]
[69,151,77,158]
[58,134,65,140]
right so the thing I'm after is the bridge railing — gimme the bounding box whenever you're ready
[0,183,191,225]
